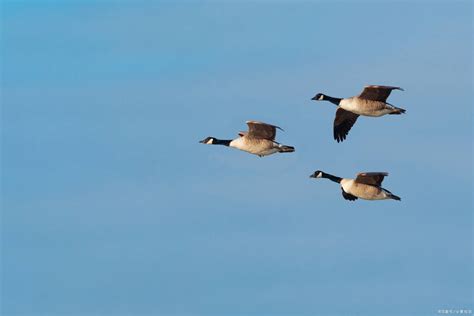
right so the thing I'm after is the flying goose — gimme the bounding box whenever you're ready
[311,85,406,142]
[200,121,295,157]
[310,170,401,201]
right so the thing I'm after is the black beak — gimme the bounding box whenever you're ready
[199,139,206,144]
[310,174,316,178]
[311,96,318,101]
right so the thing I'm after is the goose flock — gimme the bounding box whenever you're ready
[200,84,405,202]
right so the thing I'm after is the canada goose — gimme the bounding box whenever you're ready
[311,85,406,142]
[200,121,295,157]
[310,170,401,201]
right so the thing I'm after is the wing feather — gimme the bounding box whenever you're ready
[341,189,358,201]
[355,172,388,186]
[246,121,283,140]
[358,85,403,102]
[334,108,359,142]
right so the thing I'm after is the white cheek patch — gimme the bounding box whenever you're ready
[318,95,324,101]
[316,173,322,178]
[207,138,214,144]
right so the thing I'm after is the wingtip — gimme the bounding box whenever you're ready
[246,120,284,131]
[364,85,404,91]
[358,172,389,176]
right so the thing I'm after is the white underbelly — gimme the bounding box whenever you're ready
[341,179,390,200]
[229,138,278,156]
[339,99,391,117]
[361,192,390,200]
[255,148,279,156]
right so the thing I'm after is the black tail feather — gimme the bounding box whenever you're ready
[389,106,406,115]
[384,188,401,201]
[278,145,295,153]
[390,193,401,201]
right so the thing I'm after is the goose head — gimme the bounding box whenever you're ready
[311,93,326,101]
[310,170,324,178]
[199,137,216,144]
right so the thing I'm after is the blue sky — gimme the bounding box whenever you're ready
[1,1,473,315]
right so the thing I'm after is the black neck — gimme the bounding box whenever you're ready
[213,139,232,146]
[324,95,342,106]
[322,172,342,183]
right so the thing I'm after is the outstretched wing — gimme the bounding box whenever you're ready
[341,189,358,201]
[358,85,403,102]
[334,108,359,143]
[246,121,283,140]
[355,172,389,186]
